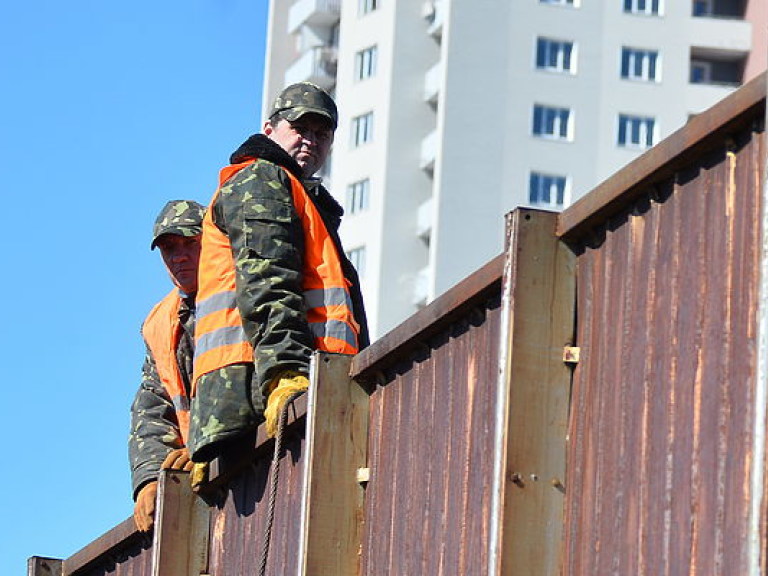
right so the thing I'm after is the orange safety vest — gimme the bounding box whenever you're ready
[193,159,359,388]
[142,289,190,444]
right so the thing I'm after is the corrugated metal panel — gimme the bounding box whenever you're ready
[68,546,152,576]
[48,72,766,576]
[357,292,502,575]
[207,433,306,575]
[63,519,152,576]
[562,89,765,574]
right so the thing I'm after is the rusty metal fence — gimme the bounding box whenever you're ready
[559,73,767,575]
[30,73,767,576]
[32,208,574,576]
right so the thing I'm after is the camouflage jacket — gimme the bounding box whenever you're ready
[128,294,195,498]
[187,134,369,462]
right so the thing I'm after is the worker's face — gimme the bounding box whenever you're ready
[264,113,334,178]
[156,234,202,296]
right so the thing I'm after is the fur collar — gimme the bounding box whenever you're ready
[230,134,304,180]
[229,134,344,220]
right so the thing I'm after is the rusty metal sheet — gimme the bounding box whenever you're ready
[352,254,504,380]
[563,112,764,575]
[63,517,152,576]
[206,432,306,576]
[359,294,502,576]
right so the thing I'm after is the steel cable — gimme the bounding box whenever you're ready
[258,390,306,576]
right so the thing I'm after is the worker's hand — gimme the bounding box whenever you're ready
[264,372,309,438]
[134,481,158,533]
[160,447,193,472]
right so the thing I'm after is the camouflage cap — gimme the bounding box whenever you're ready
[150,200,205,250]
[268,82,338,128]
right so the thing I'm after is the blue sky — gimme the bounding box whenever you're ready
[0,1,269,570]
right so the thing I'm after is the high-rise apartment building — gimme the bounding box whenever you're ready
[264,0,766,339]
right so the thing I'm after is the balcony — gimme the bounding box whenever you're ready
[420,129,438,174]
[412,266,431,307]
[416,197,434,241]
[424,61,442,107]
[288,0,341,35]
[422,0,444,41]
[688,15,751,63]
[690,53,745,86]
[284,46,338,91]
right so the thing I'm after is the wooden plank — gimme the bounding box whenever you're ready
[557,71,765,243]
[151,470,210,576]
[27,557,62,576]
[298,353,369,576]
[492,209,576,575]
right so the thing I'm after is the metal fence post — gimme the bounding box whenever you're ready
[27,557,62,576]
[489,208,575,576]
[151,469,210,576]
[297,352,369,576]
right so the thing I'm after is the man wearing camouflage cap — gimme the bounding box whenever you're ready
[129,199,205,532]
[188,82,369,464]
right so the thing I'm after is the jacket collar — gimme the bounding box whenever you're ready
[230,134,304,181]
[229,134,344,220]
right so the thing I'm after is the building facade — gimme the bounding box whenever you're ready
[264,0,765,339]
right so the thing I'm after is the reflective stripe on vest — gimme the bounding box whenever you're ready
[195,290,250,356]
[303,287,358,346]
[193,158,360,387]
[308,319,358,346]
[303,287,353,309]
[142,289,190,444]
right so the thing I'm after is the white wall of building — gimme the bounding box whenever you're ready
[264,0,763,341]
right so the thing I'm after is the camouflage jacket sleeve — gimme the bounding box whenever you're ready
[213,159,315,394]
[128,346,184,500]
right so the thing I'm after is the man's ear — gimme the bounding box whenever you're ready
[263,120,274,136]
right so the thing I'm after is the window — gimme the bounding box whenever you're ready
[540,0,576,5]
[621,48,659,81]
[693,0,713,16]
[355,46,378,81]
[351,112,373,147]
[347,246,366,277]
[529,172,568,208]
[618,114,656,149]
[359,0,378,15]
[346,179,370,214]
[532,105,573,140]
[536,38,575,73]
[690,60,712,83]
[623,0,661,15]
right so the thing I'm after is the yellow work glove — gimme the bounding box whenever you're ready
[190,462,209,492]
[134,480,158,533]
[264,371,309,438]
